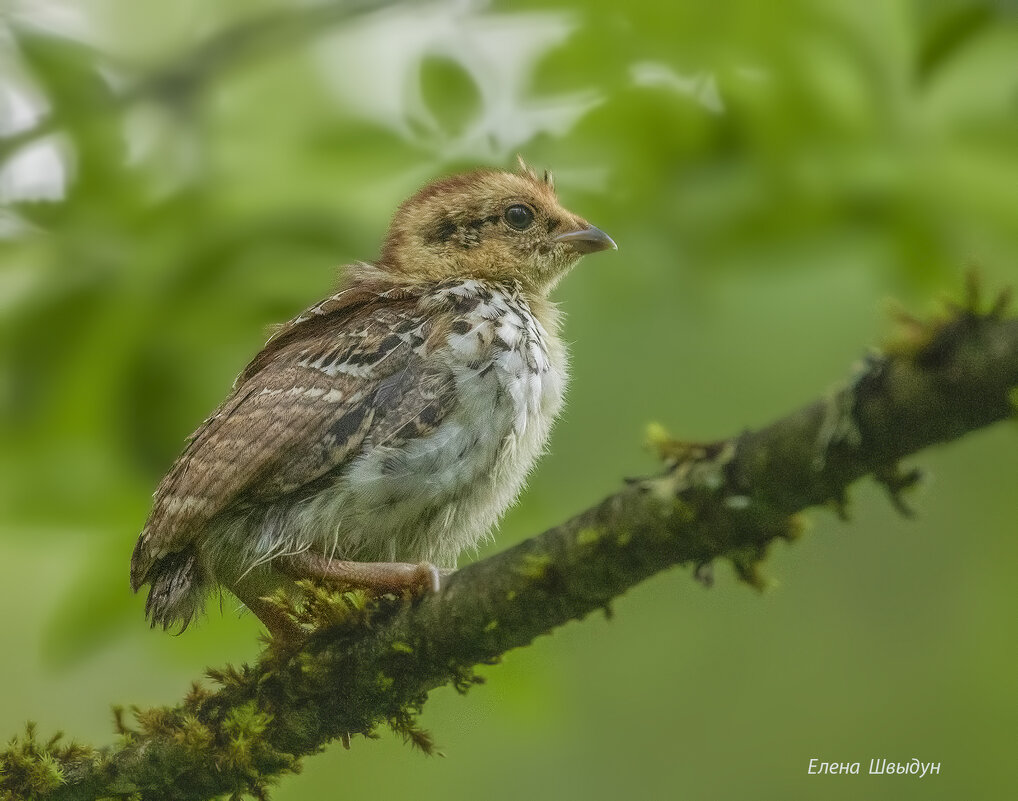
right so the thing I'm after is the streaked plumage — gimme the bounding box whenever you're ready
[130,162,615,638]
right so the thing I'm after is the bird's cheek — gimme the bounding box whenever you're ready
[540,250,576,281]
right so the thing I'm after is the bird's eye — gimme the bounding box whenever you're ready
[503,204,535,231]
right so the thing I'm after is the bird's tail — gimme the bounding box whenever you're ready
[136,545,209,632]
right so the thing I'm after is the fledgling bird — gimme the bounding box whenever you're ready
[130,162,616,640]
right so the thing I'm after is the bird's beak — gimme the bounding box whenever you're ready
[554,224,618,255]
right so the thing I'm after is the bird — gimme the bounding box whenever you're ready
[129,160,616,641]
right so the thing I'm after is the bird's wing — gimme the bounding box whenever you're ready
[130,295,457,589]
[233,271,420,386]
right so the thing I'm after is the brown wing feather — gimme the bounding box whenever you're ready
[130,288,456,590]
[234,272,420,386]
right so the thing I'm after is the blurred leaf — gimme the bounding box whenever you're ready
[917,1,995,84]
[418,55,482,138]
[10,28,113,124]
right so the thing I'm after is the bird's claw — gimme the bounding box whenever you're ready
[413,562,441,594]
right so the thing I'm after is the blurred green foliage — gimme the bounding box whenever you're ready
[1,1,1017,799]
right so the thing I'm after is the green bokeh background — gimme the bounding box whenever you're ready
[2,0,1017,798]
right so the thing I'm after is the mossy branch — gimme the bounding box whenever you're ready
[2,281,1017,800]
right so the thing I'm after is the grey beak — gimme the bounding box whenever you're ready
[554,225,618,254]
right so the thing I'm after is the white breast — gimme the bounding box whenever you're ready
[337,281,567,565]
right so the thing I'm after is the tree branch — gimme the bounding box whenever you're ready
[2,288,1016,800]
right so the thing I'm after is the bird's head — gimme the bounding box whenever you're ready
[378,161,616,294]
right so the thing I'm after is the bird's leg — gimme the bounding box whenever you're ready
[228,555,442,644]
[229,581,306,643]
[277,552,441,596]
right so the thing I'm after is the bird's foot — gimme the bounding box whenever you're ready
[231,555,445,646]
[230,583,308,646]
[278,552,442,597]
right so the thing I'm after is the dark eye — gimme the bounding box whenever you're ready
[503,204,535,231]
